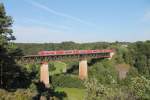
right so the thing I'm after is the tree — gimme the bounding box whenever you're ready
[130,76,150,99]
[0,3,27,89]
[0,2,14,88]
[127,41,150,77]
[89,60,117,85]
[84,78,108,100]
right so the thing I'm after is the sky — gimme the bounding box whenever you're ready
[1,0,150,43]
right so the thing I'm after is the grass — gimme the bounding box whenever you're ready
[49,62,85,100]
[56,87,86,100]
[49,61,67,75]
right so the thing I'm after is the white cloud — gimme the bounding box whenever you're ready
[24,0,94,26]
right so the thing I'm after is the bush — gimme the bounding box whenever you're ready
[89,60,117,85]
[0,89,37,100]
[51,74,84,88]
[129,76,150,99]
[84,78,108,100]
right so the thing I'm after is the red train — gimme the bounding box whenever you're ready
[38,49,113,56]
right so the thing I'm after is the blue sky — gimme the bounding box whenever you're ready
[1,0,150,43]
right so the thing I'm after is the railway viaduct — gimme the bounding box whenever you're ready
[21,49,114,87]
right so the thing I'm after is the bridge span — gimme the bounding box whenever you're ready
[21,49,114,87]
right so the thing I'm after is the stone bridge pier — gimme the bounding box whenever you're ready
[40,62,49,88]
[79,59,88,80]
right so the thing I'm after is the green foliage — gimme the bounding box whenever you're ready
[89,60,117,84]
[113,46,126,64]
[84,78,108,100]
[130,76,150,99]
[56,87,85,100]
[84,76,150,100]
[26,64,39,73]
[49,62,67,75]
[49,63,56,71]
[84,78,124,100]
[119,66,138,86]
[65,61,79,74]
[0,89,37,100]
[0,3,14,44]
[0,3,28,89]
[52,74,84,88]
[128,41,150,77]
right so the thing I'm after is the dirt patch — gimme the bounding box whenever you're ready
[115,64,130,79]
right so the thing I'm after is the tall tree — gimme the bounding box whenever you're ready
[0,3,27,89]
[0,2,13,88]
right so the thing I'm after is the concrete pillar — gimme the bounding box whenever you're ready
[79,60,88,80]
[108,52,114,60]
[40,62,49,87]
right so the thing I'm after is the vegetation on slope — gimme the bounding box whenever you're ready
[56,87,85,100]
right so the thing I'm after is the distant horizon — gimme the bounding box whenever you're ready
[1,0,150,43]
[14,40,150,44]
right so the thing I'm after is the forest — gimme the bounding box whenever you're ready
[0,3,150,100]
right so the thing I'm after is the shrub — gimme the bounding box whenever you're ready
[0,89,37,100]
[84,78,108,100]
[89,60,117,85]
[130,76,150,99]
[51,74,84,88]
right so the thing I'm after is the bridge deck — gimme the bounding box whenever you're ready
[18,49,114,63]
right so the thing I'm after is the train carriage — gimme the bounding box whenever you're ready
[38,49,114,56]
